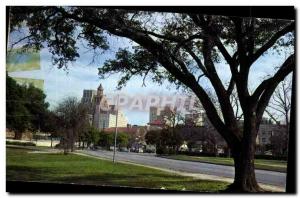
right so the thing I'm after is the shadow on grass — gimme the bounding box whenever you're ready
[6,165,58,181]
[56,173,228,192]
[60,173,139,184]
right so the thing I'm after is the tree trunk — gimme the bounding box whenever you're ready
[285,112,289,155]
[69,129,74,152]
[14,131,22,140]
[14,132,18,140]
[226,116,263,192]
[63,137,68,155]
[229,150,262,192]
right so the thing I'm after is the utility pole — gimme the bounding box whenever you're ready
[113,94,119,163]
[6,7,10,52]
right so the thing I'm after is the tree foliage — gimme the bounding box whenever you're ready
[145,128,183,154]
[6,74,50,138]
[145,130,161,146]
[79,126,100,148]
[117,132,129,148]
[98,131,111,149]
[98,131,129,149]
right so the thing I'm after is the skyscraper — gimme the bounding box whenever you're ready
[81,83,128,130]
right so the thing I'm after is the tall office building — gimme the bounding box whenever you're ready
[81,83,128,130]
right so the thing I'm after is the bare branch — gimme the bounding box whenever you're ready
[197,74,205,83]
[7,35,33,53]
[190,14,238,76]
[265,109,281,125]
[184,47,208,76]
[268,105,286,115]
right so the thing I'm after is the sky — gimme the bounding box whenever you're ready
[8,34,182,125]
[7,16,293,126]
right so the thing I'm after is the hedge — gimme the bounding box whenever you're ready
[6,141,36,147]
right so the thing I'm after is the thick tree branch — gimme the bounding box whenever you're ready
[246,18,255,57]
[201,39,241,138]
[197,73,205,83]
[191,14,249,118]
[255,54,295,119]
[227,77,235,95]
[231,17,248,67]
[252,54,295,101]
[187,14,241,139]
[265,109,281,125]
[189,14,238,76]
[140,30,181,42]
[184,47,208,76]
[230,17,253,109]
[173,33,203,54]
[250,21,295,65]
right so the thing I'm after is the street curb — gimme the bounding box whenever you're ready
[158,155,287,173]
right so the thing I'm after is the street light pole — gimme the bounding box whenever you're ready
[113,94,119,163]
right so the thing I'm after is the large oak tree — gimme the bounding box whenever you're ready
[9,7,295,192]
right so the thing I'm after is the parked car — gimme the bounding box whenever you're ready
[119,147,128,152]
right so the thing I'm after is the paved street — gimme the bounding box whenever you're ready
[80,149,286,188]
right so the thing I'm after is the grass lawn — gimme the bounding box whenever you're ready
[163,155,287,172]
[6,147,229,192]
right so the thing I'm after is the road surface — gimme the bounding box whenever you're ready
[79,149,286,188]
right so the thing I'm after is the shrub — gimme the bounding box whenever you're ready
[55,142,63,149]
[6,141,36,147]
[177,151,217,157]
[254,154,287,161]
[156,146,168,155]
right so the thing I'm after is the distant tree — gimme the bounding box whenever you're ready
[269,126,288,156]
[97,131,129,149]
[145,128,183,154]
[98,132,114,149]
[162,107,184,129]
[89,127,100,147]
[145,130,161,147]
[201,131,218,154]
[55,97,89,154]
[41,110,59,147]
[117,132,129,148]
[266,76,291,130]
[161,107,185,153]
[80,126,100,148]
[98,131,106,148]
